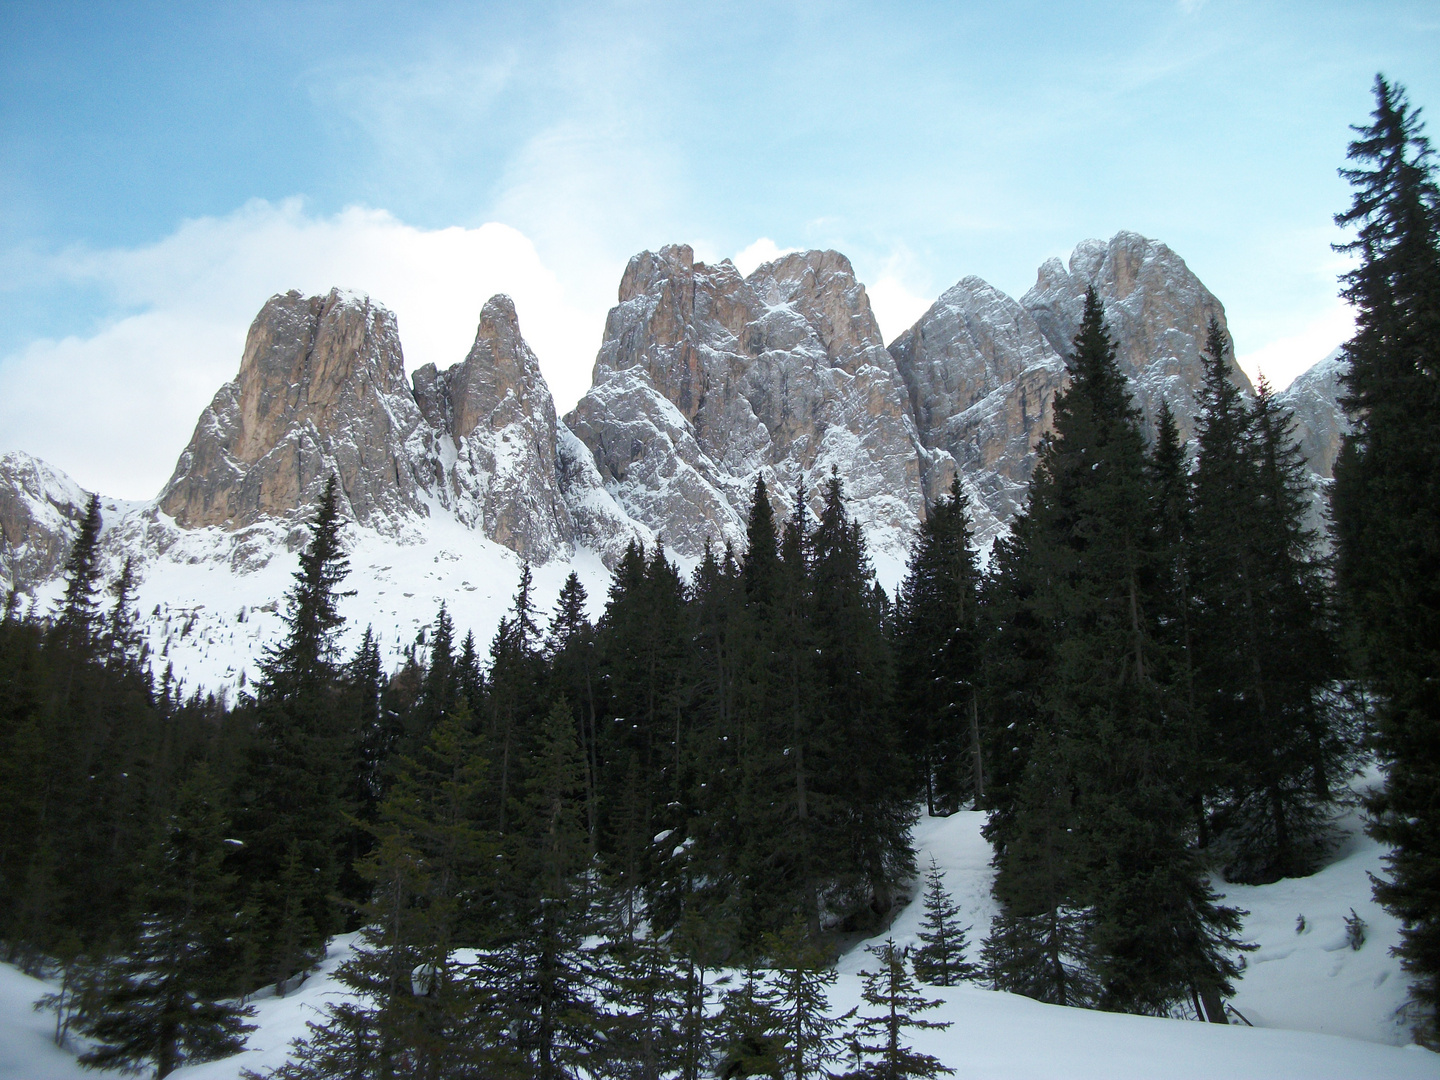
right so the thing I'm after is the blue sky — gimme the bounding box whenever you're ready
[2,0,1437,497]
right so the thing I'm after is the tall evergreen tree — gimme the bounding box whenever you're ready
[1190,321,1347,882]
[982,290,1245,1015]
[75,765,255,1078]
[1331,75,1440,1042]
[895,475,983,814]
[234,476,355,994]
[810,469,913,925]
[762,922,853,1080]
[53,492,104,652]
[261,699,512,1080]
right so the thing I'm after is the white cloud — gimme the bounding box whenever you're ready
[1235,302,1355,392]
[865,273,934,345]
[732,238,799,277]
[0,200,609,499]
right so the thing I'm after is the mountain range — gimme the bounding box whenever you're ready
[0,230,1348,696]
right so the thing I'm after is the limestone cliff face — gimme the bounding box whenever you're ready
[1021,231,1253,441]
[566,245,926,562]
[1275,349,1348,480]
[888,277,1065,548]
[411,295,575,563]
[0,451,92,595]
[159,289,434,534]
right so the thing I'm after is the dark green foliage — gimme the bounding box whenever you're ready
[1331,76,1440,1042]
[847,939,952,1080]
[761,922,854,1080]
[981,905,1097,1008]
[75,765,255,1078]
[715,960,784,1080]
[911,859,976,987]
[53,492,104,652]
[981,290,1247,1015]
[232,477,356,994]
[895,475,984,814]
[1189,322,1347,883]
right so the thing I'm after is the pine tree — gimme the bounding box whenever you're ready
[1331,75,1440,1042]
[75,765,255,1078]
[53,492,104,652]
[104,555,143,670]
[716,958,783,1080]
[847,939,952,1080]
[762,922,853,1080]
[895,475,983,814]
[810,469,913,926]
[488,698,602,1080]
[982,290,1246,1015]
[1190,320,1347,882]
[911,859,976,987]
[234,476,354,994]
[593,928,688,1080]
[259,698,512,1080]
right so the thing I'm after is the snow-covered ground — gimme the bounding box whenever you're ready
[6,792,1435,1079]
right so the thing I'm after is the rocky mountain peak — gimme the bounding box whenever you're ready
[1022,231,1250,440]
[158,288,434,535]
[568,246,925,564]
[411,293,576,563]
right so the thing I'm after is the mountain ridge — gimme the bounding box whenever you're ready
[0,231,1348,694]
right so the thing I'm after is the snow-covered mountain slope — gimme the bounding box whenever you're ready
[5,798,1432,1080]
[16,498,618,702]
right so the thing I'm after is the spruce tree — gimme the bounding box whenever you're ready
[848,939,952,1080]
[1190,321,1346,882]
[982,290,1246,1015]
[260,698,511,1080]
[234,476,354,994]
[761,921,853,1080]
[488,698,602,1080]
[911,859,976,987]
[1331,75,1440,1042]
[895,475,983,814]
[715,959,783,1080]
[53,492,104,652]
[76,765,255,1078]
[810,469,913,926]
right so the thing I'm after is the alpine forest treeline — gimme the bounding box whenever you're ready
[0,75,1435,1077]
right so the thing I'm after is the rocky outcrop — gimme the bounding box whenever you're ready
[887,232,1262,547]
[411,295,575,563]
[159,289,435,535]
[0,451,92,595]
[566,245,926,562]
[888,278,1066,548]
[1275,348,1348,480]
[1020,231,1253,440]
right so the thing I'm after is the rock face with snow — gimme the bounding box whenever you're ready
[566,245,926,562]
[886,232,1262,546]
[1020,231,1253,439]
[159,289,435,535]
[0,451,91,595]
[1275,348,1349,480]
[411,295,575,563]
[888,278,1067,548]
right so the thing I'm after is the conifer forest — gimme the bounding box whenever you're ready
[0,77,1437,1079]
